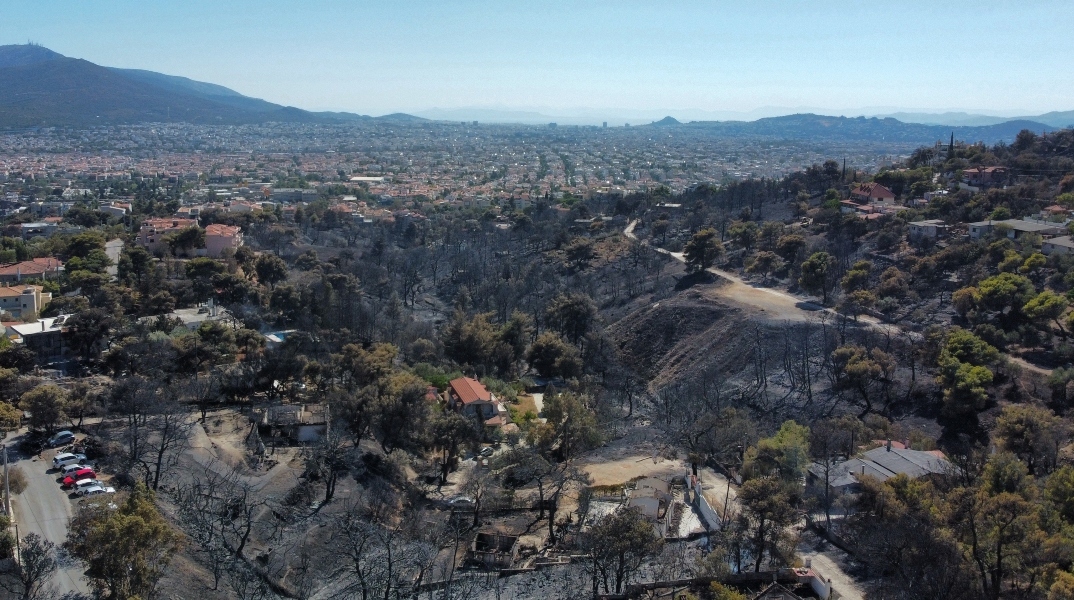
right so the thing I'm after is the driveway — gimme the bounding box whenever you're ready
[9,436,91,596]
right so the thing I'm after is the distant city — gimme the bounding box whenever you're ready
[0,121,916,203]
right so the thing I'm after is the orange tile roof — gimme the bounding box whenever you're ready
[449,377,492,405]
[205,224,241,236]
[0,258,63,277]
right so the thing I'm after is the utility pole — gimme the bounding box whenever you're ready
[3,444,10,516]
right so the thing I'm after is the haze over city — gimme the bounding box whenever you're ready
[3,0,1073,122]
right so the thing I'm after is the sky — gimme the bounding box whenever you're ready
[2,0,1072,119]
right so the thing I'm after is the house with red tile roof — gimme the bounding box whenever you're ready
[963,166,1008,187]
[447,377,511,428]
[136,218,198,252]
[850,182,896,204]
[0,258,63,284]
[204,224,243,258]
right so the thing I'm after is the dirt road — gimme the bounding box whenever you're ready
[10,437,92,597]
[625,220,903,334]
[798,533,867,600]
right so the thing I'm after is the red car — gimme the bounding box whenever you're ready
[62,468,96,488]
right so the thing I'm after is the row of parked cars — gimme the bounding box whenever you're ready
[50,432,115,498]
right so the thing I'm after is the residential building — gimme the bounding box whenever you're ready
[204,224,243,258]
[963,166,1008,187]
[0,258,64,284]
[147,301,236,330]
[849,182,896,204]
[808,442,949,497]
[7,314,72,364]
[447,377,511,428]
[256,404,327,442]
[1043,236,1074,256]
[0,285,51,320]
[908,219,948,240]
[136,217,198,252]
[968,219,1066,240]
[99,201,132,217]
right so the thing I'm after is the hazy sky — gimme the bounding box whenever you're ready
[3,0,1072,117]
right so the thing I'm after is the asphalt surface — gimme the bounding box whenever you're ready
[9,435,92,597]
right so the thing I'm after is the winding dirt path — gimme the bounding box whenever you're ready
[625,220,903,335]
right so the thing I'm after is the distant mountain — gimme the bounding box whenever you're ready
[651,116,681,126]
[376,113,429,123]
[1022,110,1074,129]
[0,44,65,68]
[0,44,374,128]
[675,114,1056,144]
[872,111,1013,127]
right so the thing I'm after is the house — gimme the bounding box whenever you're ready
[963,166,1008,188]
[468,532,519,570]
[19,222,60,239]
[627,477,675,536]
[0,285,51,320]
[99,202,132,217]
[151,301,236,330]
[257,404,327,442]
[752,582,807,600]
[204,224,243,258]
[7,314,72,364]
[968,219,1066,240]
[0,258,63,284]
[136,218,198,252]
[447,377,511,428]
[1043,236,1074,256]
[908,219,948,240]
[850,182,896,204]
[808,443,949,497]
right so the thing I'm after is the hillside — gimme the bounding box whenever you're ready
[0,44,380,127]
[681,113,1055,144]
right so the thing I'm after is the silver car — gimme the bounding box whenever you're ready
[79,484,116,497]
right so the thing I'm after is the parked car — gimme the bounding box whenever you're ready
[72,479,100,495]
[79,484,116,497]
[62,468,96,488]
[53,453,88,468]
[60,463,90,477]
[47,431,75,448]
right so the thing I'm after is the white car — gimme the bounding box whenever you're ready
[72,479,101,495]
[52,453,87,468]
[60,463,87,477]
[79,484,116,497]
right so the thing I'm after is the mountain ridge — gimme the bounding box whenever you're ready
[0,44,1069,139]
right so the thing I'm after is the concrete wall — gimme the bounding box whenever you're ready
[687,472,723,531]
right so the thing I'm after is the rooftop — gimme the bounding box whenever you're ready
[449,376,493,405]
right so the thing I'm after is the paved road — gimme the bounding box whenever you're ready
[105,238,124,279]
[9,435,91,597]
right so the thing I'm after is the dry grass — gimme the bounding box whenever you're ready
[513,394,540,418]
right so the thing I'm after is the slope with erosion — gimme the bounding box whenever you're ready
[606,286,774,390]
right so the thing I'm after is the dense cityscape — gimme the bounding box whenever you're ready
[0,122,913,205]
